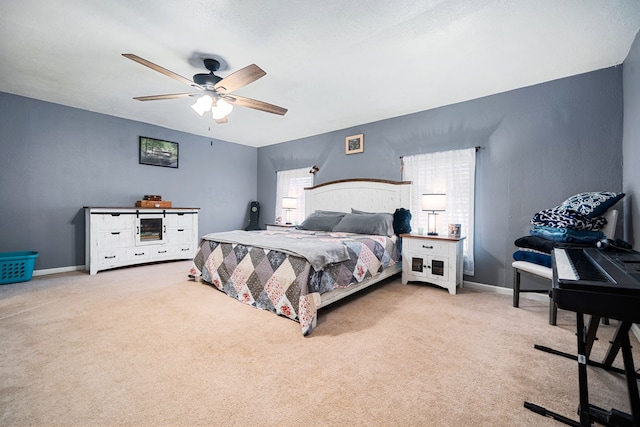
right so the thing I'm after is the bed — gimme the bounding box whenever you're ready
[189,179,412,335]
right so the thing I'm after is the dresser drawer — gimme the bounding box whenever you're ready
[93,213,134,230]
[124,247,151,261]
[164,213,196,228]
[166,228,193,245]
[97,248,126,268]
[151,244,194,259]
[97,231,134,248]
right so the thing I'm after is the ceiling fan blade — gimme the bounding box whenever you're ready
[224,94,287,116]
[214,116,228,124]
[122,53,202,89]
[133,93,195,101]
[214,64,266,94]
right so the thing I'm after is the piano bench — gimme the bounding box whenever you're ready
[512,261,558,325]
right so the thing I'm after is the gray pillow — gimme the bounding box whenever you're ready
[351,208,371,214]
[316,210,348,215]
[298,211,346,231]
[333,213,394,236]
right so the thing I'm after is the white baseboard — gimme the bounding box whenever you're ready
[464,280,512,295]
[33,265,85,276]
[464,280,547,301]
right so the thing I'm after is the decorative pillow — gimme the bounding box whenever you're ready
[298,211,346,231]
[333,213,394,236]
[531,206,607,231]
[392,208,412,235]
[559,192,625,218]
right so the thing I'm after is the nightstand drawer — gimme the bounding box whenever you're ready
[403,238,448,256]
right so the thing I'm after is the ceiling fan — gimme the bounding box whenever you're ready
[122,54,287,124]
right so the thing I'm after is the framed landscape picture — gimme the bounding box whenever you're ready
[345,134,364,154]
[139,136,179,168]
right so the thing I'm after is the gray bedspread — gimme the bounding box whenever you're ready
[199,229,350,270]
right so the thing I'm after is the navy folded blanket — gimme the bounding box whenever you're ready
[512,250,551,268]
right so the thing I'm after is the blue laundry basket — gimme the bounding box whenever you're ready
[0,251,39,285]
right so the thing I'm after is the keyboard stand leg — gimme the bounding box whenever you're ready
[533,314,600,364]
[603,322,632,368]
[527,316,640,426]
[620,329,640,424]
[576,313,592,426]
[524,401,580,426]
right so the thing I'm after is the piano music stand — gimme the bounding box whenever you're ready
[525,314,640,426]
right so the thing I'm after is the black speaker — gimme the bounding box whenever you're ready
[245,201,261,231]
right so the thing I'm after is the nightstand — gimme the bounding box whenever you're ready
[400,234,465,295]
[265,223,298,231]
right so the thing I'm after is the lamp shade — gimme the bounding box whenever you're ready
[211,98,233,120]
[422,193,446,211]
[282,197,297,209]
[191,95,213,116]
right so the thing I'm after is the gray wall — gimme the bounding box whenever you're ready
[623,31,640,247]
[0,92,257,270]
[1,64,628,287]
[258,67,624,288]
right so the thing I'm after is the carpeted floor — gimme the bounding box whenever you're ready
[0,261,635,426]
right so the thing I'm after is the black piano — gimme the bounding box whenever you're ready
[525,247,640,427]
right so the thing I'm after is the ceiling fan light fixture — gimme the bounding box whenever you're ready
[191,95,213,116]
[211,98,233,120]
[123,54,287,121]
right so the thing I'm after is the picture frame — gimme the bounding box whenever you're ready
[448,223,461,238]
[345,134,364,155]
[139,136,179,168]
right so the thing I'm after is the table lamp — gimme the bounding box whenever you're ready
[422,193,446,236]
[282,197,297,224]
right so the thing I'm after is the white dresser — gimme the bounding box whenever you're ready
[85,207,199,275]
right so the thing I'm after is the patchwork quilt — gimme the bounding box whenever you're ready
[189,229,400,335]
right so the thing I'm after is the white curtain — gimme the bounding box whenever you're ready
[403,148,476,275]
[275,167,313,225]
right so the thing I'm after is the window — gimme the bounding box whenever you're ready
[275,167,314,225]
[403,147,476,275]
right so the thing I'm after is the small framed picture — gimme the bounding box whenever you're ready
[139,136,179,168]
[448,224,461,238]
[345,134,364,155]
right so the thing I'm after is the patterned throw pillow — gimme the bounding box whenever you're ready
[559,192,624,218]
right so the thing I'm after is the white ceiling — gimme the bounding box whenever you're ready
[1,1,639,148]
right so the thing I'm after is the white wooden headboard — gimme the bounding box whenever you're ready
[305,179,412,216]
